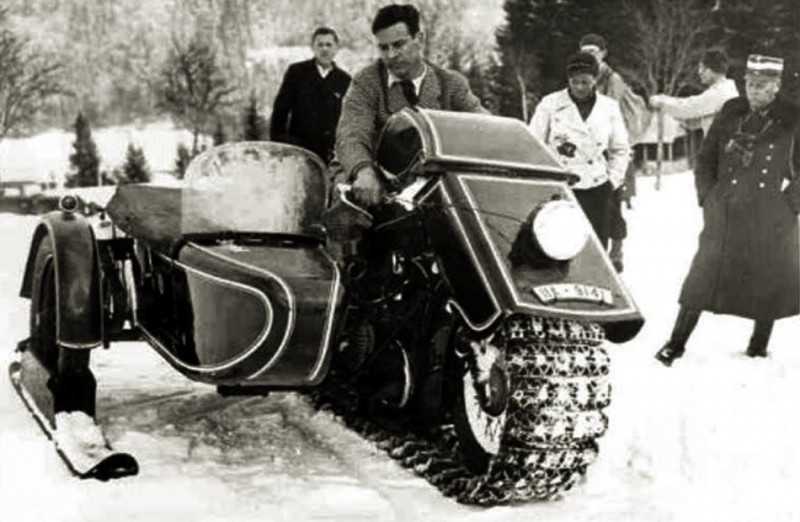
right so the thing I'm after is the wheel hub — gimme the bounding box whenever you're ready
[463,337,509,455]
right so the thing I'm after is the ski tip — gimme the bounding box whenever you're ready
[81,453,139,481]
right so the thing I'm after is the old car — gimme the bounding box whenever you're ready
[0,180,61,214]
[11,108,643,504]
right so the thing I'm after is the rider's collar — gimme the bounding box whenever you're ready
[387,64,427,96]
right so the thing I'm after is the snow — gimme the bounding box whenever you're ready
[2,170,800,521]
[0,122,194,183]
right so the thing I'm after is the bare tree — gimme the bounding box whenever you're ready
[157,35,236,153]
[622,0,714,96]
[0,25,65,140]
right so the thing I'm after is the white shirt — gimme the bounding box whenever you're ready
[656,77,739,134]
[387,64,427,95]
[316,62,333,79]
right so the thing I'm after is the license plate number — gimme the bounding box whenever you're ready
[531,283,613,305]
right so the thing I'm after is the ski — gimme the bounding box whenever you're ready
[9,361,139,481]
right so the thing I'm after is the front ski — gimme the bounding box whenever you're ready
[9,360,138,480]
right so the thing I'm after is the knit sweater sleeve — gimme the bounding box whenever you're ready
[334,70,380,179]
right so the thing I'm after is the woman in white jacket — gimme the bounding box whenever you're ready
[529,52,630,247]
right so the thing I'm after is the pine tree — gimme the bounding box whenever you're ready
[119,143,151,184]
[175,142,192,180]
[66,112,100,187]
[242,91,266,141]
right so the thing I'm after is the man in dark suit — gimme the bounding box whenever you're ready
[270,27,351,164]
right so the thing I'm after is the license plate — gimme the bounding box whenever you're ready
[531,283,613,305]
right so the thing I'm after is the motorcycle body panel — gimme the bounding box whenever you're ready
[422,174,640,326]
[375,108,643,336]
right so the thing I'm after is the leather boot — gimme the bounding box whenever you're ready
[654,341,684,367]
[745,319,773,358]
[655,307,700,367]
[609,238,624,273]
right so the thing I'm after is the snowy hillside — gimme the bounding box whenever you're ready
[2,171,800,522]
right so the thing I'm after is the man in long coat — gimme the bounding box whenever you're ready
[656,54,800,366]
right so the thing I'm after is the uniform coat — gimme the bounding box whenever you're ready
[680,98,800,320]
[270,59,351,163]
[335,61,484,180]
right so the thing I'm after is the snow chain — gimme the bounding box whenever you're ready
[309,316,610,506]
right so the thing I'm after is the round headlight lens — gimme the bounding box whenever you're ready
[532,200,589,260]
[59,194,79,213]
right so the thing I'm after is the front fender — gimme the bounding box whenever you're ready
[422,173,644,342]
[20,211,102,348]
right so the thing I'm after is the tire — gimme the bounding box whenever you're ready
[30,239,58,372]
[452,345,508,473]
[452,316,611,502]
[29,238,96,416]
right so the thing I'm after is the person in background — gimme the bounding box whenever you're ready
[649,49,739,137]
[334,3,485,207]
[579,33,650,273]
[529,51,630,248]
[270,27,351,164]
[655,54,800,366]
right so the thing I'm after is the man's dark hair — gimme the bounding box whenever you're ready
[312,26,339,43]
[701,49,728,74]
[579,33,607,51]
[371,4,420,35]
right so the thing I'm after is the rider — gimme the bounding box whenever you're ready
[333,3,486,208]
[325,4,487,410]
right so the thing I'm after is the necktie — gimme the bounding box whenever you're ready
[399,79,418,106]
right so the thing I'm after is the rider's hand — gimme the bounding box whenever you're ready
[351,166,382,207]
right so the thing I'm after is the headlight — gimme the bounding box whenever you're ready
[531,200,589,260]
[59,194,80,214]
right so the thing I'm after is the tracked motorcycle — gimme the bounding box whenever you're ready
[12,108,642,504]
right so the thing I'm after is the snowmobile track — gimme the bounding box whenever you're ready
[308,317,611,506]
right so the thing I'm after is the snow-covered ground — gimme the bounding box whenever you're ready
[2,171,800,522]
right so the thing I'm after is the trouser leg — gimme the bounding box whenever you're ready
[608,188,626,273]
[573,181,613,248]
[746,319,774,357]
[669,306,701,348]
